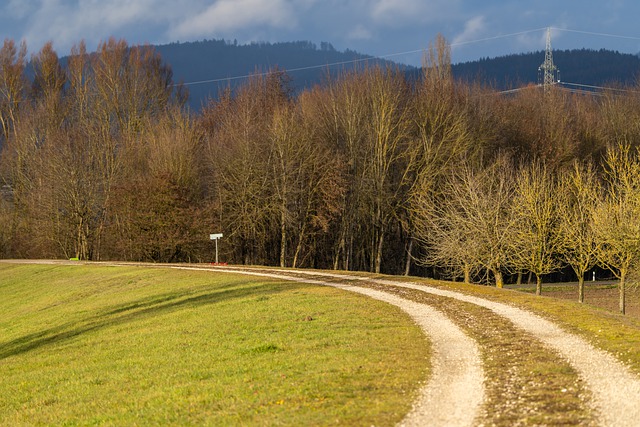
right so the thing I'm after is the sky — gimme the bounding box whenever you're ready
[2,0,640,67]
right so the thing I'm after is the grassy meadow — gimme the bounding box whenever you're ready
[0,263,429,426]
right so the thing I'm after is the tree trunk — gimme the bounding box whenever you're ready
[516,272,522,285]
[535,274,542,296]
[494,270,504,288]
[463,263,471,284]
[292,227,304,269]
[346,234,352,271]
[333,232,344,270]
[578,276,585,303]
[404,237,413,276]
[279,201,286,268]
[374,226,384,274]
[620,270,627,315]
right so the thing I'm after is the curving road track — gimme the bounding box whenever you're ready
[188,265,640,427]
[5,260,640,426]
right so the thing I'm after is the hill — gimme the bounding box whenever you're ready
[450,48,640,89]
[157,43,640,108]
[154,39,407,109]
[0,262,427,425]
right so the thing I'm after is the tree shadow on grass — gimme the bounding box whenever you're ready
[0,282,297,360]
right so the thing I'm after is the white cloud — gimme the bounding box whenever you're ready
[16,0,178,53]
[370,0,460,27]
[452,15,486,46]
[371,0,422,25]
[347,24,373,41]
[171,0,297,40]
[511,26,563,53]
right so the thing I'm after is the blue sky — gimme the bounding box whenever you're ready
[2,0,640,66]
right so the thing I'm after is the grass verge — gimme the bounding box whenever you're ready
[0,263,429,426]
[380,274,640,378]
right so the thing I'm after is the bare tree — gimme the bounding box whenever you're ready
[202,72,287,265]
[105,106,209,262]
[361,67,411,273]
[510,161,563,295]
[268,90,347,268]
[405,34,476,276]
[557,161,600,303]
[593,143,640,314]
[414,157,515,286]
[0,39,27,143]
[319,68,373,271]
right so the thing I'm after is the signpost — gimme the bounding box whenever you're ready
[210,233,223,265]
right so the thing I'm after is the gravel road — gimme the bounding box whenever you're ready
[206,266,640,427]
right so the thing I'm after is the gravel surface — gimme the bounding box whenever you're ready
[270,269,640,427]
[174,266,485,427]
[368,278,640,427]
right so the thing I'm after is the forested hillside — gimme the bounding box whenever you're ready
[88,38,640,109]
[2,36,640,313]
[154,39,402,109]
[451,48,640,88]
[156,41,640,108]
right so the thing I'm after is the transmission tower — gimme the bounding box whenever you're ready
[538,27,560,91]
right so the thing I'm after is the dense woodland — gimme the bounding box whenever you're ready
[155,40,640,108]
[451,48,640,88]
[154,39,400,109]
[3,36,640,313]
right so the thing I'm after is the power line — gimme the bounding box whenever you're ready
[556,86,605,97]
[451,28,547,47]
[179,53,414,87]
[552,27,640,42]
[560,81,634,93]
[175,28,552,87]
[172,26,639,89]
[494,86,537,95]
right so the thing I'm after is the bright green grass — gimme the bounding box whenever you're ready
[0,264,430,426]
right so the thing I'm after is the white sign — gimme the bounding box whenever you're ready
[210,233,224,264]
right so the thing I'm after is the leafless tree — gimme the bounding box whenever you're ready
[414,156,515,286]
[557,161,600,302]
[510,161,563,295]
[593,143,640,314]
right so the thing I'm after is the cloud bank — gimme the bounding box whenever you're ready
[1,0,639,65]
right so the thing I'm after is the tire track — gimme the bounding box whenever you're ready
[245,268,640,427]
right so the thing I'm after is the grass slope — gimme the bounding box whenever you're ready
[0,264,429,426]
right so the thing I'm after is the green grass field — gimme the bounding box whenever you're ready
[0,263,429,426]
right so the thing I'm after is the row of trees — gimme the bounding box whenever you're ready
[2,36,640,312]
[417,150,640,314]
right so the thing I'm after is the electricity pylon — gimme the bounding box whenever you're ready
[538,27,560,92]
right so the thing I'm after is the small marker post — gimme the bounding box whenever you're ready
[210,233,223,265]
